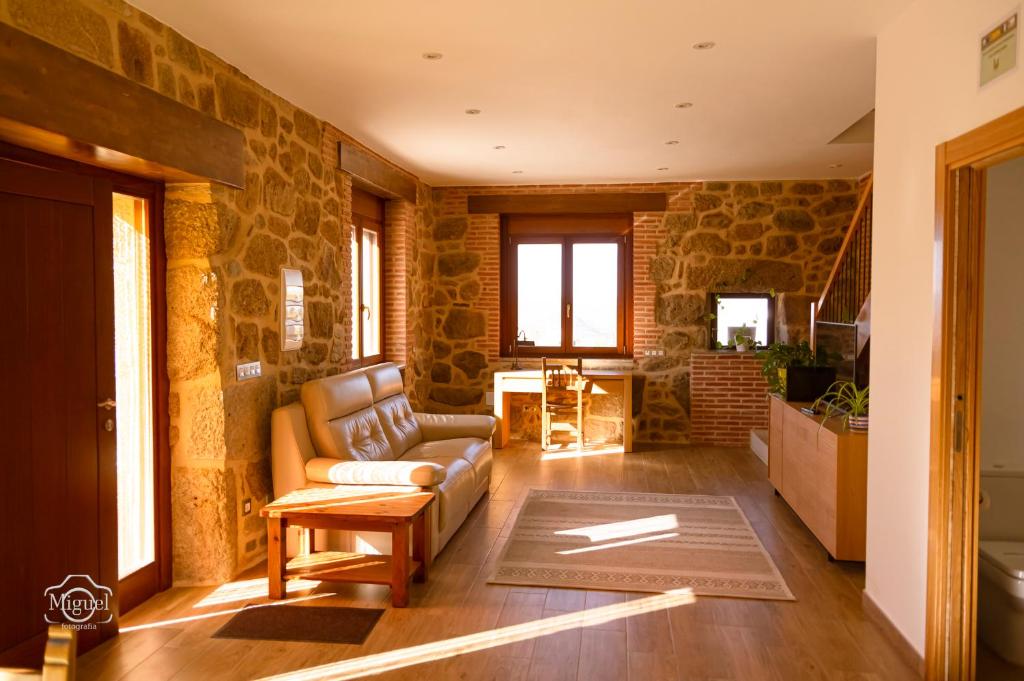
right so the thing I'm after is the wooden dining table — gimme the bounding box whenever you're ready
[491,369,634,452]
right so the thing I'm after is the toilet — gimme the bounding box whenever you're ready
[978,467,1024,667]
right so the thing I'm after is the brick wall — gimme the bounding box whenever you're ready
[690,351,770,446]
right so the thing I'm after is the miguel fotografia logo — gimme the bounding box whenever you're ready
[44,575,113,630]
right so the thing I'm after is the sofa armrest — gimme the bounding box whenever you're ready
[414,412,496,441]
[305,458,446,487]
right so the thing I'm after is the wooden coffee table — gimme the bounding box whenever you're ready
[261,487,435,607]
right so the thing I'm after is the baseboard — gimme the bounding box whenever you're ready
[862,590,925,678]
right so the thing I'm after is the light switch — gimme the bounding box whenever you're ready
[236,361,261,381]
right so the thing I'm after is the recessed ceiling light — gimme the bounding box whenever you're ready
[512,170,524,174]
[693,41,716,50]
[657,167,669,171]
[665,140,679,145]
[493,145,506,150]
[675,102,694,109]
[422,52,443,60]
[828,163,844,169]
[465,108,481,115]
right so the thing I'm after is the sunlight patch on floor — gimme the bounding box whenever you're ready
[120,592,336,633]
[556,531,680,555]
[255,589,696,681]
[540,444,624,461]
[555,513,679,542]
[192,576,324,608]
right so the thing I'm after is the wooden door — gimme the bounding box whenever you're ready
[0,157,119,664]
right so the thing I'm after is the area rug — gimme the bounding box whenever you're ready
[212,605,384,644]
[490,489,794,601]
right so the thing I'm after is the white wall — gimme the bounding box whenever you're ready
[869,0,1024,654]
[981,157,1024,472]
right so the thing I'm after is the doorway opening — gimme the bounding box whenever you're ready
[926,106,1024,680]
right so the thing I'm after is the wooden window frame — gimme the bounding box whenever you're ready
[500,214,633,359]
[707,292,776,349]
[351,188,384,367]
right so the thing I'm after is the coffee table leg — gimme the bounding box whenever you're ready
[391,522,409,607]
[412,509,430,583]
[267,517,287,599]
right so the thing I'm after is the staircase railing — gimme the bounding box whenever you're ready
[815,175,873,326]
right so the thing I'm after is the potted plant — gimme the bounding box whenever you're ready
[733,332,755,353]
[812,381,869,431]
[756,341,836,401]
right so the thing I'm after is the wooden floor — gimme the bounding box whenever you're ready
[78,442,921,681]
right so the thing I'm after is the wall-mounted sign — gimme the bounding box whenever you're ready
[981,11,1018,86]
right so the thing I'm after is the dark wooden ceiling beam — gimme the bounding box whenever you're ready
[0,23,244,187]
[337,141,417,203]
[468,192,667,214]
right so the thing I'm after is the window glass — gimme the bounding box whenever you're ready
[351,230,360,360]
[361,228,381,357]
[572,242,618,347]
[517,243,562,347]
[716,296,770,346]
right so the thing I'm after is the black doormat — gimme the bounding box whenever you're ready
[212,604,384,644]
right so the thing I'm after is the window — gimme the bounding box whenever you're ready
[501,214,632,357]
[707,292,775,348]
[351,188,384,365]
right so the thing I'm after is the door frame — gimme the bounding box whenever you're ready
[926,106,1024,680]
[0,143,172,608]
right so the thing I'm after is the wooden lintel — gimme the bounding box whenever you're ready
[0,23,244,188]
[338,141,417,203]
[468,192,667,214]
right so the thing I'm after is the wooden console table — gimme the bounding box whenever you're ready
[493,369,633,452]
[261,487,434,607]
[768,395,867,561]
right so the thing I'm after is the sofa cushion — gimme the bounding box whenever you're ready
[374,394,423,457]
[301,372,392,460]
[415,413,496,441]
[305,458,445,486]
[402,437,491,488]
[364,363,405,401]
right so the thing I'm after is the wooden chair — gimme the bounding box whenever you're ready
[0,626,76,680]
[541,358,590,451]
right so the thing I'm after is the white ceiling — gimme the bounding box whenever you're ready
[130,0,911,186]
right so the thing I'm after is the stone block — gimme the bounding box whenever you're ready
[442,308,486,339]
[693,193,722,211]
[156,63,176,98]
[431,362,452,383]
[166,265,219,381]
[699,211,733,229]
[235,322,259,361]
[117,21,153,86]
[453,350,488,379]
[737,201,773,220]
[215,73,260,128]
[223,375,275,461]
[684,233,730,256]
[766,234,799,258]
[242,233,287,278]
[293,109,322,147]
[293,198,321,235]
[230,279,270,317]
[167,28,202,72]
[171,465,235,584]
[9,0,113,67]
[165,197,225,258]
[306,301,333,339]
[263,168,296,216]
[685,258,803,292]
[434,216,468,241]
[438,252,480,277]
[655,294,706,326]
[772,208,814,232]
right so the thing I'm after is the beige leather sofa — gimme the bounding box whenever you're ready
[271,362,495,557]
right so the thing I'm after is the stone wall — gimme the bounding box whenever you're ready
[0,0,429,583]
[426,180,859,444]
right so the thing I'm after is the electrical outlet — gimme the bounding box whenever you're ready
[485,391,495,406]
[242,498,252,515]
[236,361,261,381]
[643,349,666,357]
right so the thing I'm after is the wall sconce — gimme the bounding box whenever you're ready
[281,268,304,351]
